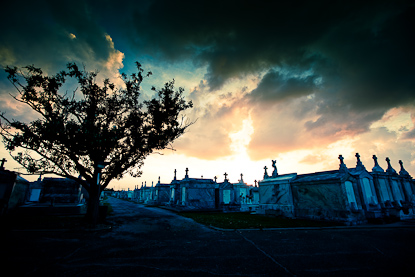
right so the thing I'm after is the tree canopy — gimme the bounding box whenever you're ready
[0,62,193,192]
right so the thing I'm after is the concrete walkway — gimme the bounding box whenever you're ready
[4,197,415,276]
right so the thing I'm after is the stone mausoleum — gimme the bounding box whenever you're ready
[131,153,414,225]
[257,154,415,225]
[133,168,259,212]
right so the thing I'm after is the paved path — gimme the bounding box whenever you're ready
[5,197,415,276]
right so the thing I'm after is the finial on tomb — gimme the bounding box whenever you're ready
[338,155,348,173]
[372,155,384,172]
[399,160,410,177]
[385,157,397,175]
[263,166,269,179]
[355,153,365,171]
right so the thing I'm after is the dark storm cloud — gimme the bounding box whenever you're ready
[0,0,113,72]
[248,70,319,103]
[123,1,412,90]
[2,0,414,138]
[3,1,414,101]
[126,0,343,89]
[122,0,415,128]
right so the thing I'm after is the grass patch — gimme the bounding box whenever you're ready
[179,212,340,229]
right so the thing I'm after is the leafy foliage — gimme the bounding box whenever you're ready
[0,62,193,192]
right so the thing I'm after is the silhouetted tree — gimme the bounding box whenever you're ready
[0,62,193,223]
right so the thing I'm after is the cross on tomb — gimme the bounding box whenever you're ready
[0,158,6,170]
[355,153,365,169]
[372,155,383,172]
[224,172,228,181]
[185,168,189,178]
[214,176,217,182]
[338,154,349,172]
[263,166,269,178]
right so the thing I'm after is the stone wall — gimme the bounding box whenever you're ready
[292,182,365,223]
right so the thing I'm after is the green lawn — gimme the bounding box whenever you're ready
[179,212,340,229]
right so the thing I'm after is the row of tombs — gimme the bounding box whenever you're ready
[128,154,415,225]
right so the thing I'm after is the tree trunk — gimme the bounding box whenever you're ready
[85,183,101,224]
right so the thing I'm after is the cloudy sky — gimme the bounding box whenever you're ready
[1,0,414,189]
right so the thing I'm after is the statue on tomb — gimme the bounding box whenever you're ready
[174,169,177,180]
[271,160,278,177]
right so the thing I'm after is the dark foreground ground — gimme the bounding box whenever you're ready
[3,197,415,276]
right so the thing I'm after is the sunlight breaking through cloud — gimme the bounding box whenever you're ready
[229,115,254,156]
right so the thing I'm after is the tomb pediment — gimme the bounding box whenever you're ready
[349,168,373,180]
[260,173,297,184]
[218,182,233,189]
[291,170,355,185]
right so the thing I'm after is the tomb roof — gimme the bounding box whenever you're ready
[180,178,215,184]
[218,182,233,189]
[155,182,170,187]
[0,169,29,183]
[261,173,297,182]
[291,170,348,183]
